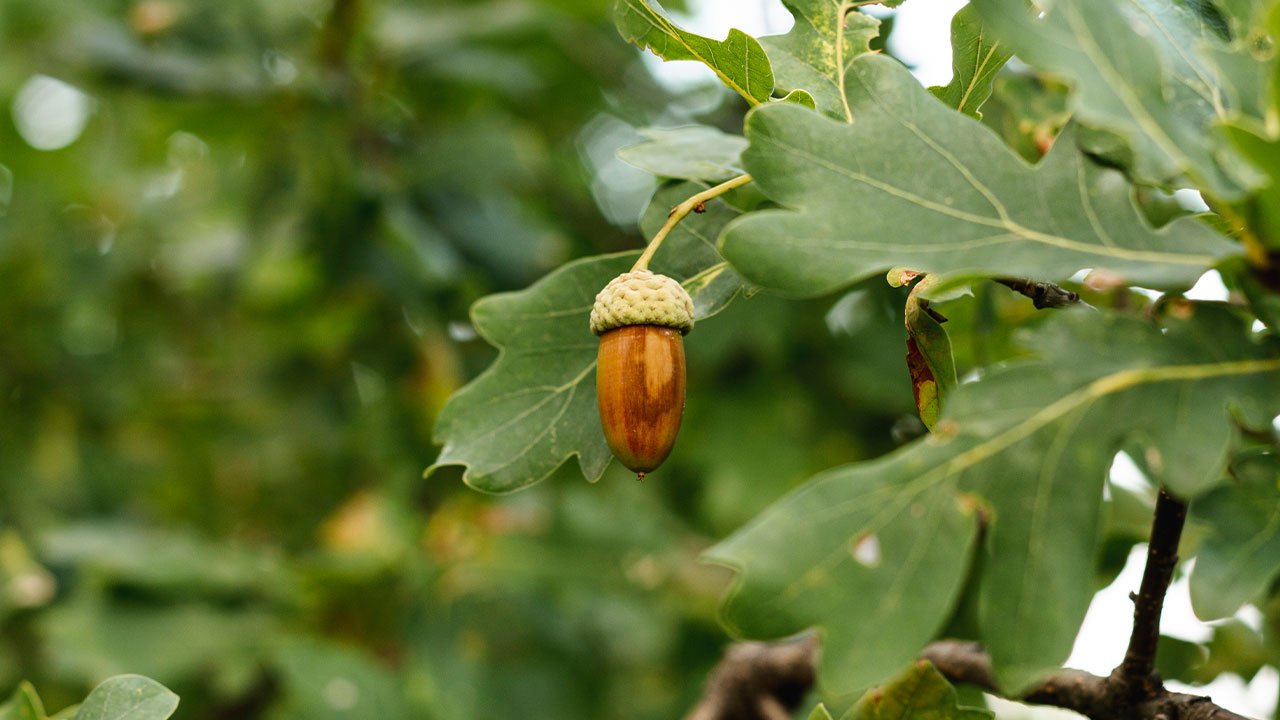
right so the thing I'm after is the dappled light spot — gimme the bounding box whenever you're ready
[850,533,881,568]
[12,75,92,151]
[322,677,359,711]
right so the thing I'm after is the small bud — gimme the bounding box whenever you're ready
[590,271,693,478]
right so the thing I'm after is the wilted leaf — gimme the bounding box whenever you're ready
[720,55,1238,297]
[1190,449,1280,620]
[618,126,747,182]
[759,1,882,120]
[708,307,1280,693]
[842,661,993,720]
[902,276,957,432]
[971,0,1246,197]
[778,88,818,108]
[929,6,1012,118]
[614,0,774,105]
[428,183,748,492]
[74,676,178,720]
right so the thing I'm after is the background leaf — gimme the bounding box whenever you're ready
[614,0,775,105]
[0,683,46,720]
[928,6,1013,119]
[618,126,747,182]
[73,676,178,720]
[720,55,1239,297]
[759,2,882,120]
[709,306,1280,692]
[1221,120,1280,248]
[971,0,1246,197]
[1190,449,1280,620]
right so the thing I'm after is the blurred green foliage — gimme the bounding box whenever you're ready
[0,0,934,717]
[0,0,1240,717]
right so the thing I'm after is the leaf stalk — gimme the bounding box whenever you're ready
[633,174,754,272]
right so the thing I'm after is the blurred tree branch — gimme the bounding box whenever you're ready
[685,635,818,720]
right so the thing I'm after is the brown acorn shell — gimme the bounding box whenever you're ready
[595,324,686,476]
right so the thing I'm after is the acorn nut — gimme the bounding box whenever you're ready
[590,270,693,480]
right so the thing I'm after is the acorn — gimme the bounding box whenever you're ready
[590,270,694,480]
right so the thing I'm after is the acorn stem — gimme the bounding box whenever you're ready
[632,173,754,272]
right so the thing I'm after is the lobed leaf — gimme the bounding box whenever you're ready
[971,0,1247,197]
[617,126,747,182]
[1189,449,1280,620]
[759,1,882,120]
[707,450,982,695]
[614,0,774,105]
[428,182,748,493]
[929,6,1013,119]
[708,306,1280,693]
[73,676,178,720]
[720,54,1238,297]
[1222,120,1280,248]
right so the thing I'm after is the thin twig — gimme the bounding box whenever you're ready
[993,277,1087,309]
[684,635,818,720]
[633,174,753,272]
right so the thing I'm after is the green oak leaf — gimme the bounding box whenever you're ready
[842,662,993,720]
[617,126,747,182]
[978,73,1071,164]
[706,450,982,695]
[971,0,1246,197]
[428,182,747,493]
[929,5,1013,119]
[759,1,882,120]
[1222,119,1280,248]
[1189,449,1280,620]
[74,676,178,720]
[1210,0,1274,36]
[707,306,1280,693]
[0,683,46,720]
[614,0,774,105]
[719,54,1238,297]
[778,88,819,109]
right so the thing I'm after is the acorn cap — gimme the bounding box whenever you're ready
[590,270,694,336]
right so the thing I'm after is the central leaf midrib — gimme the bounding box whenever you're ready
[753,126,1219,266]
[760,355,1280,603]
